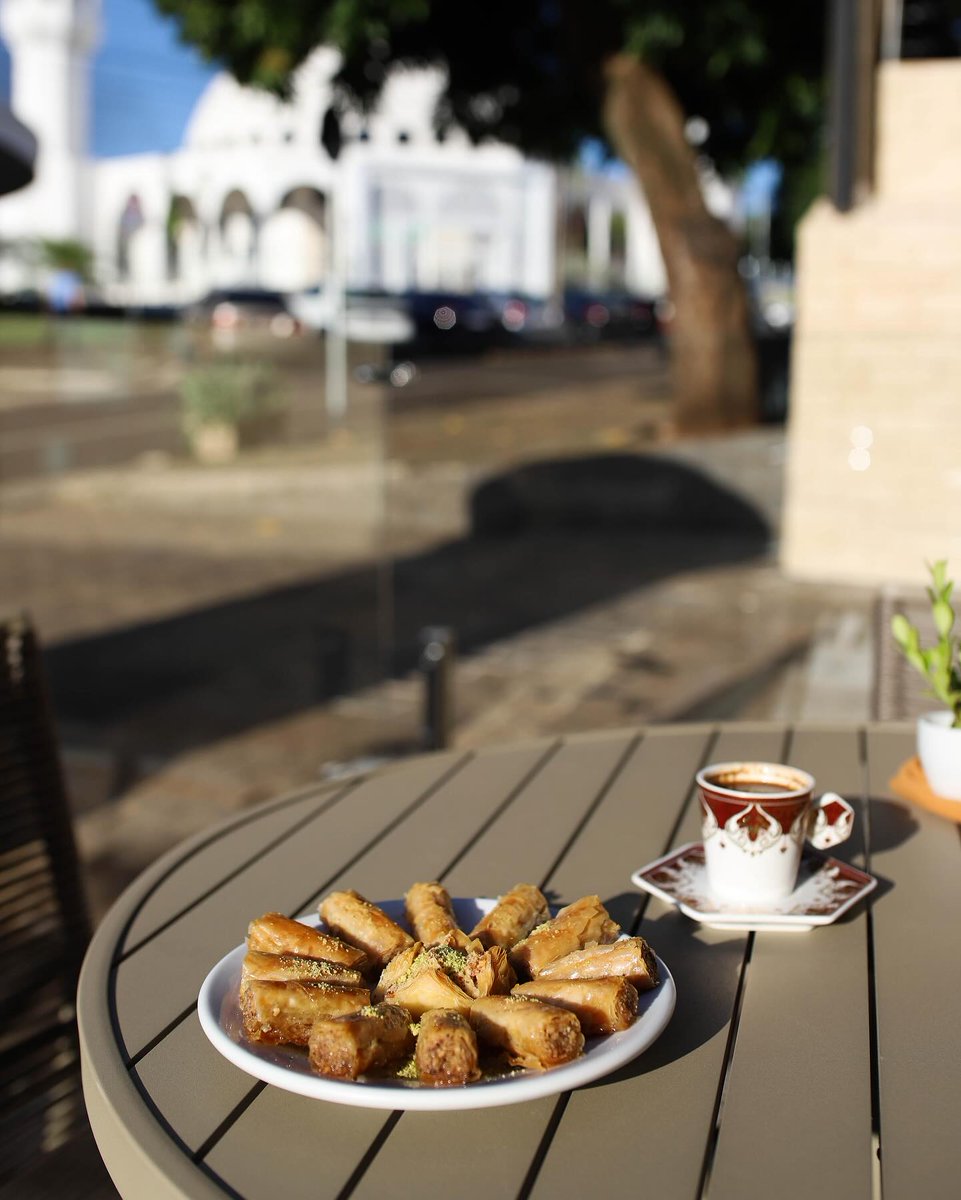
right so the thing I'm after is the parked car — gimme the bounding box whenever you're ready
[485,292,564,341]
[286,286,415,344]
[402,290,565,353]
[406,290,500,336]
[563,287,657,341]
[184,288,302,338]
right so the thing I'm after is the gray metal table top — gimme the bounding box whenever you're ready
[78,721,961,1200]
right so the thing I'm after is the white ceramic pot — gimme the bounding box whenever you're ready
[189,422,238,465]
[917,711,961,800]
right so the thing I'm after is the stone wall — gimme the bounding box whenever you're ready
[781,60,961,587]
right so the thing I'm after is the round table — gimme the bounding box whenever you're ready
[79,721,961,1200]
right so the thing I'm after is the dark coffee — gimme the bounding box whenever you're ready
[706,776,801,796]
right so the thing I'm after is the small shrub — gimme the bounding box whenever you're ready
[179,361,283,437]
[891,560,961,727]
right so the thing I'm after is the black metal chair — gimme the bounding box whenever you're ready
[0,614,116,1197]
[872,586,937,721]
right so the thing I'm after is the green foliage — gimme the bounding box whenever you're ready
[153,0,826,192]
[891,561,961,726]
[179,361,283,434]
[38,238,95,281]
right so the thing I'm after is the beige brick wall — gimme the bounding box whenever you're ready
[781,61,961,587]
[876,60,961,203]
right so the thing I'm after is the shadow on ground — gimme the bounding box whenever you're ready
[44,453,769,761]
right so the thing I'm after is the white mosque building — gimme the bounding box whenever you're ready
[0,0,729,308]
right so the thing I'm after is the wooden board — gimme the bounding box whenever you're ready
[706,726,873,1200]
[204,736,586,1200]
[113,751,467,1057]
[531,724,783,1200]
[865,726,961,1200]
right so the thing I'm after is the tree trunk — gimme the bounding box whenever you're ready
[602,53,758,433]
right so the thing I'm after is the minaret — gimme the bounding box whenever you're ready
[0,0,100,241]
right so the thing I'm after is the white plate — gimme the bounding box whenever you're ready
[198,897,675,1111]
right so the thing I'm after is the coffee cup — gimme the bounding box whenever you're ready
[694,761,855,905]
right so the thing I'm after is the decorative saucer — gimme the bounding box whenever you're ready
[630,842,878,932]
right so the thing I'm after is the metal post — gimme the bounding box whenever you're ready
[325,182,349,425]
[418,626,456,751]
[880,0,903,59]
[827,0,880,213]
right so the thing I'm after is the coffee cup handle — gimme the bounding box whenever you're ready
[808,792,855,850]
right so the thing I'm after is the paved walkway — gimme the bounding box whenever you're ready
[50,428,874,922]
[0,341,876,920]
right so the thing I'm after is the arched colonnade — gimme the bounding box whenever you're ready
[115,185,330,299]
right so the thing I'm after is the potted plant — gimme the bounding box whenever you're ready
[179,362,285,464]
[891,559,961,799]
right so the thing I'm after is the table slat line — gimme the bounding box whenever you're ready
[333,737,634,1200]
[862,727,961,1200]
[117,779,361,964]
[120,753,473,1073]
[697,935,756,1198]
[536,733,642,891]
[116,783,367,1067]
[525,724,772,1195]
[193,746,558,1194]
[706,726,876,1200]
[525,720,787,1200]
[331,1113,404,1200]
[862,732,884,1200]
[193,1160,246,1200]
[321,736,643,1200]
[285,750,477,918]
[112,1036,246,1200]
[436,740,563,883]
[335,737,635,1200]
[627,724,724,936]
[857,723,884,1199]
[193,742,563,1182]
[864,903,882,1200]
[516,1095,570,1200]
[191,1082,267,1164]
[497,726,722,1200]
[128,1001,210,1069]
[121,779,351,951]
[201,737,597,1199]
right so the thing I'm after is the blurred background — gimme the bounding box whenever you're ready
[1,0,959,919]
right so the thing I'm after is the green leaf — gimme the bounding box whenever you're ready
[890,614,915,648]
[931,642,951,674]
[906,648,927,674]
[934,598,955,640]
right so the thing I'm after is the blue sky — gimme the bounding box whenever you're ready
[91,0,217,155]
[0,0,217,157]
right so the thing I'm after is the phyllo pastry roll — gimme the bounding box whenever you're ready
[242,950,365,988]
[513,977,639,1035]
[470,883,550,950]
[373,942,424,1002]
[509,895,620,978]
[415,1009,480,1086]
[385,961,473,1019]
[247,912,367,969]
[470,995,584,1069]
[405,882,477,951]
[308,1003,414,1079]
[319,889,414,968]
[240,978,370,1045]
[464,946,516,998]
[535,937,659,990]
